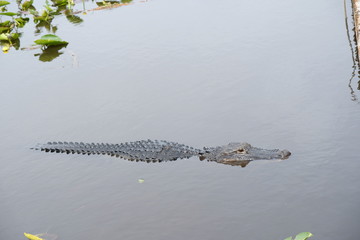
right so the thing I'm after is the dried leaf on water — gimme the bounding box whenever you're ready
[24,233,44,240]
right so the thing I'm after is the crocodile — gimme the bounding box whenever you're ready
[32,140,291,167]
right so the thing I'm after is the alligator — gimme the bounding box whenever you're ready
[32,140,291,167]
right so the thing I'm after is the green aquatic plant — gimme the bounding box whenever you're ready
[0,0,68,54]
[0,11,17,16]
[0,0,135,59]
[284,232,313,240]
[0,1,10,7]
[34,33,68,46]
[33,34,68,61]
[21,0,35,11]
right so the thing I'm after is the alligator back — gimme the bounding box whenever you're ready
[33,140,202,162]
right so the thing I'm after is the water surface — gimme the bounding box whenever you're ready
[1,0,359,240]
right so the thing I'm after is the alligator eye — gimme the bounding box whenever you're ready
[235,148,245,154]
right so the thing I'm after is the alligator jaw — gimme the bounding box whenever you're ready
[280,149,291,159]
[245,146,291,160]
[216,159,251,167]
[215,148,291,167]
[203,142,292,166]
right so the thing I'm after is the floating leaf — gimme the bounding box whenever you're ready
[0,1,9,7]
[15,17,30,28]
[33,10,54,22]
[284,232,313,240]
[51,0,69,7]
[66,14,83,25]
[0,20,10,27]
[0,26,10,33]
[0,33,8,40]
[0,32,20,41]
[96,1,119,6]
[34,34,68,46]
[11,33,20,40]
[294,232,313,240]
[21,0,33,10]
[24,232,44,240]
[28,9,39,16]
[138,178,145,183]
[0,12,17,16]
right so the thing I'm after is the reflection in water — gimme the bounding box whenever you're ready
[34,44,67,62]
[345,0,360,101]
[0,0,135,60]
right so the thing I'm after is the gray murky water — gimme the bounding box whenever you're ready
[1,0,360,239]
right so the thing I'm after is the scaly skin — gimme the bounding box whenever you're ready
[33,140,291,167]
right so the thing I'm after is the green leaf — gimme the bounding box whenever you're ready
[0,1,10,7]
[0,20,10,27]
[0,33,19,41]
[0,33,8,40]
[96,1,119,6]
[34,34,68,46]
[51,0,69,7]
[294,232,313,240]
[15,17,30,28]
[284,237,293,240]
[33,10,54,23]
[0,26,10,33]
[66,14,83,25]
[21,0,34,11]
[28,9,39,16]
[0,12,18,16]
[10,32,20,40]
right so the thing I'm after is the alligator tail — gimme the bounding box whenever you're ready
[32,140,201,163]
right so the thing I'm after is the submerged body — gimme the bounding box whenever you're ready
[33,140,291,167]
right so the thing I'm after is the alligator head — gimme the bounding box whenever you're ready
[202,142,291,167]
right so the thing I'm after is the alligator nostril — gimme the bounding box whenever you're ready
[281,150,291,159]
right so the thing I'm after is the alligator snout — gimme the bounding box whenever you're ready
[281,150,291,159]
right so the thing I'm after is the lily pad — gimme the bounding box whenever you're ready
[34,34,68,46]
